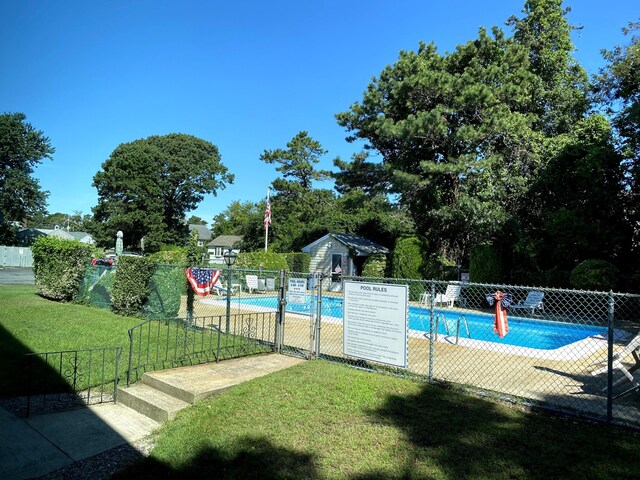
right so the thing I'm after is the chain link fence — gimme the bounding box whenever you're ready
[76,263,640,428]
[311,276,640,428]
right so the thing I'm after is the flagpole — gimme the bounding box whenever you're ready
[264,187,270,252]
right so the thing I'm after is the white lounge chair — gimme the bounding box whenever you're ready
[425,284,462,307]
[419,284,463,307]
[509,290,544,315]
[211,283,236,296]
[591,332,640,390]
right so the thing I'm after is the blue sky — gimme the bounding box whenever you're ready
[1,1,637,226]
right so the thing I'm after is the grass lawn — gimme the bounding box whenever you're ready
[117,360,640,480]
[0,285,272,397]
[0,285,140,397]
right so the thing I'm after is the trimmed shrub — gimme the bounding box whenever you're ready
[570,259,619,291]
[361,254,388,278]
[111,256,156,316]
[390,235,426,301]
[390,235,426,279]
[469,244,504,283]
[31,236,92,301]
[147,246,188,265]
[285,252,311,273]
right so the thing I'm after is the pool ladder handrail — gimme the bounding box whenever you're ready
[454,314,471,345]
[433,313,471,345]
[433,313,452,342]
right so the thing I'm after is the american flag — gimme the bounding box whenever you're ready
[264,192,271,228]
[185,267,222,296]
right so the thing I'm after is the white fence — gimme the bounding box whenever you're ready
[0,246,33,267]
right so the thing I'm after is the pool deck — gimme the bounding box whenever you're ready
[186,293,640,424]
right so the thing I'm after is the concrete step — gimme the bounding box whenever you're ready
[141,354,305,404]
[117,382,190,423]
[141,371,231,404]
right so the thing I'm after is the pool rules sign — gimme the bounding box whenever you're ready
[343,281,408,368]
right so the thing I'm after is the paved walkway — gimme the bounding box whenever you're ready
[0,353,304,480]
[0,267,34,285]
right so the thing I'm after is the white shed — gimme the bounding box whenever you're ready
[301,233,389,278]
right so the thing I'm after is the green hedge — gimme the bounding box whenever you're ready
[285,252,311,273]
[235,251,290,271]
[31,236,92,301]
[111,256,156,316]
[362,254,388,278]
[390,235,425,279]
[390,235,426,301]
[570,259,619,291]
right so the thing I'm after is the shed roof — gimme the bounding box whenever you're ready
[208,235,243,247]
[302,233,389,256]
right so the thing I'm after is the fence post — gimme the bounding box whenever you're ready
[315,274,324,358]
[114,347,121,403]
[216,316,222,362]
[606,290,615,422]
[127,329,134,386]
[309,274,317,357]
[428,281,435,384]
[277,269,287,353]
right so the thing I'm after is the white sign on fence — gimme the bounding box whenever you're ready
[287,277,308,305]
[343,281,408,368]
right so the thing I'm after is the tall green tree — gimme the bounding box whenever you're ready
[337,26,539,265]
[211,200,265,251]
[594,21,640,261]
[260,131,330,194]
[515,115,630,285]
[91,133,233,251]
[258,132,336,251]
[507,0,589,136]
[337,1,595,280]
[0,113,53,242]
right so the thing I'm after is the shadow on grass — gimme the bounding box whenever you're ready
[0,323,35,398]
[114,436,318,479]
[0,323,132,480]
[360,382,640,480]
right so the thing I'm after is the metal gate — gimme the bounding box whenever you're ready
[278,271,325,359]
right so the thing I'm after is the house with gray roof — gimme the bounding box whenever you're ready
[188,224,213,247]
[18,227,95,246]
[207,235,243,264]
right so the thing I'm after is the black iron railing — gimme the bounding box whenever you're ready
[24,346,122,416]
[126,313,278,385]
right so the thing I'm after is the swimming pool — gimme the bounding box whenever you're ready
[233,295,607,351]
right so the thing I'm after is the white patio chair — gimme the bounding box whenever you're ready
[509,290,544,315]
[245,275,261,294]
[434,284,462,307]
[591,332,640,390]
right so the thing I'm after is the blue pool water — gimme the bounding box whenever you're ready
[235,295,606,350]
